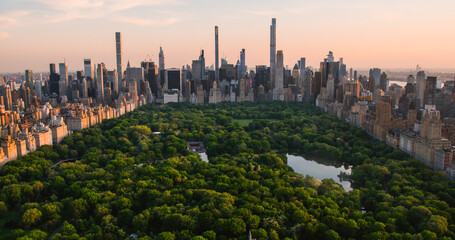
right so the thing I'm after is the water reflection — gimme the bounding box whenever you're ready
[286,154,352,191]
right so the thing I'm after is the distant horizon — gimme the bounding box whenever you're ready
[2,67,455,75]
[1,0,454,73]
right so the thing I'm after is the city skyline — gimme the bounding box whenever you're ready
[1,0,455,72]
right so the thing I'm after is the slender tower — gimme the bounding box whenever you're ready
[275,50,284,101]
[115,32,123,89]
[299,57,306,87]
[97,64,104,102]
[215,26,219,83]
[159,47,165,71]
[270,18,276,90]
[239,49,245,79]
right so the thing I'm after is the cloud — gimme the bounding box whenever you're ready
[0,17,15,28]
[114,17,178,26]
[31,0,179,22]
[0,32,9,39]
[0,0,181,27]
[0,10,32,27]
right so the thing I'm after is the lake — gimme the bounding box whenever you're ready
[287,154,352,191]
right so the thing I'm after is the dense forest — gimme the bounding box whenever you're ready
[0,102,454,240]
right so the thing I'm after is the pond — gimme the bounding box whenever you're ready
[287,154,352,191]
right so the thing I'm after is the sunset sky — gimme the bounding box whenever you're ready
[0,0,454,73]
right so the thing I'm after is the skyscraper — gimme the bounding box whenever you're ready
[192,60,203,82]
[126,63,144,93]
[199,50,205,80]
[304,67,314,104]
[424,76,437,105]
[35,77,42,100]
[96,64,104,101]
[369,68,381,87]
[115,32,123,90]
[299,58,306,87]
[215,26,219,83]
[274,50,284,101]
[270,18,276,90]
[84,59,94,80]
[59,62,68,97]
[166,68,181,91]
[50,63,56,74]
[108,69,118,95]
[239,49,246,79]
[416,71,426,108]
[49,63,60,96]
[81,78,88,98]
[0,85,12,110]
[24,69,34,89]
[379,72,388,92]
[159,47,165,72]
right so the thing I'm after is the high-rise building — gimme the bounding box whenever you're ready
[215,26,219,83]
[126,63,144,93]
[96,64,104,101]
[107,69,118,95]
[166,68,181,91]
[299,58,306,87]
[199,50,205,80]
[369,68,381,87]
[50,63,56,75]
[19,84,31,108]
[376,101,392,125]
[159,47,165,72]
[115,32,123,90]
[84,59,94,80]
[24,69,34,89]
[239,49,246,79]
[320,52,341,97]
[192,60,203,82]
[35,78,42,100]
[424,77,437,105]
[416,71,426,108]
[141,61,157,95]
[379,72,388,92]
[49,63,60,96]
[270,18,276,90]
[274,50,284,101]
[0,85,12,110]
[81,78,88,98]
[59,62,68,97]
[254,65,270,99]
[304,67,314,104]
[407,75,415,84]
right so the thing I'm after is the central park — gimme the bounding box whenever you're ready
[0,102,454,240]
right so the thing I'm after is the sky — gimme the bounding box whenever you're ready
[0,0,454,73]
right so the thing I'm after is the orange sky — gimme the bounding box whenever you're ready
[0,0,454,73]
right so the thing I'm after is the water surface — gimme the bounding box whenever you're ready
[287,154,352,191]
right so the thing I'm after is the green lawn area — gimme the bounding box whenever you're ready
[233,119,277,127]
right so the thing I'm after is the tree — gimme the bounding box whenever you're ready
[424,215,448,235]
[22,208,42,227]
[157,232,175,240]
